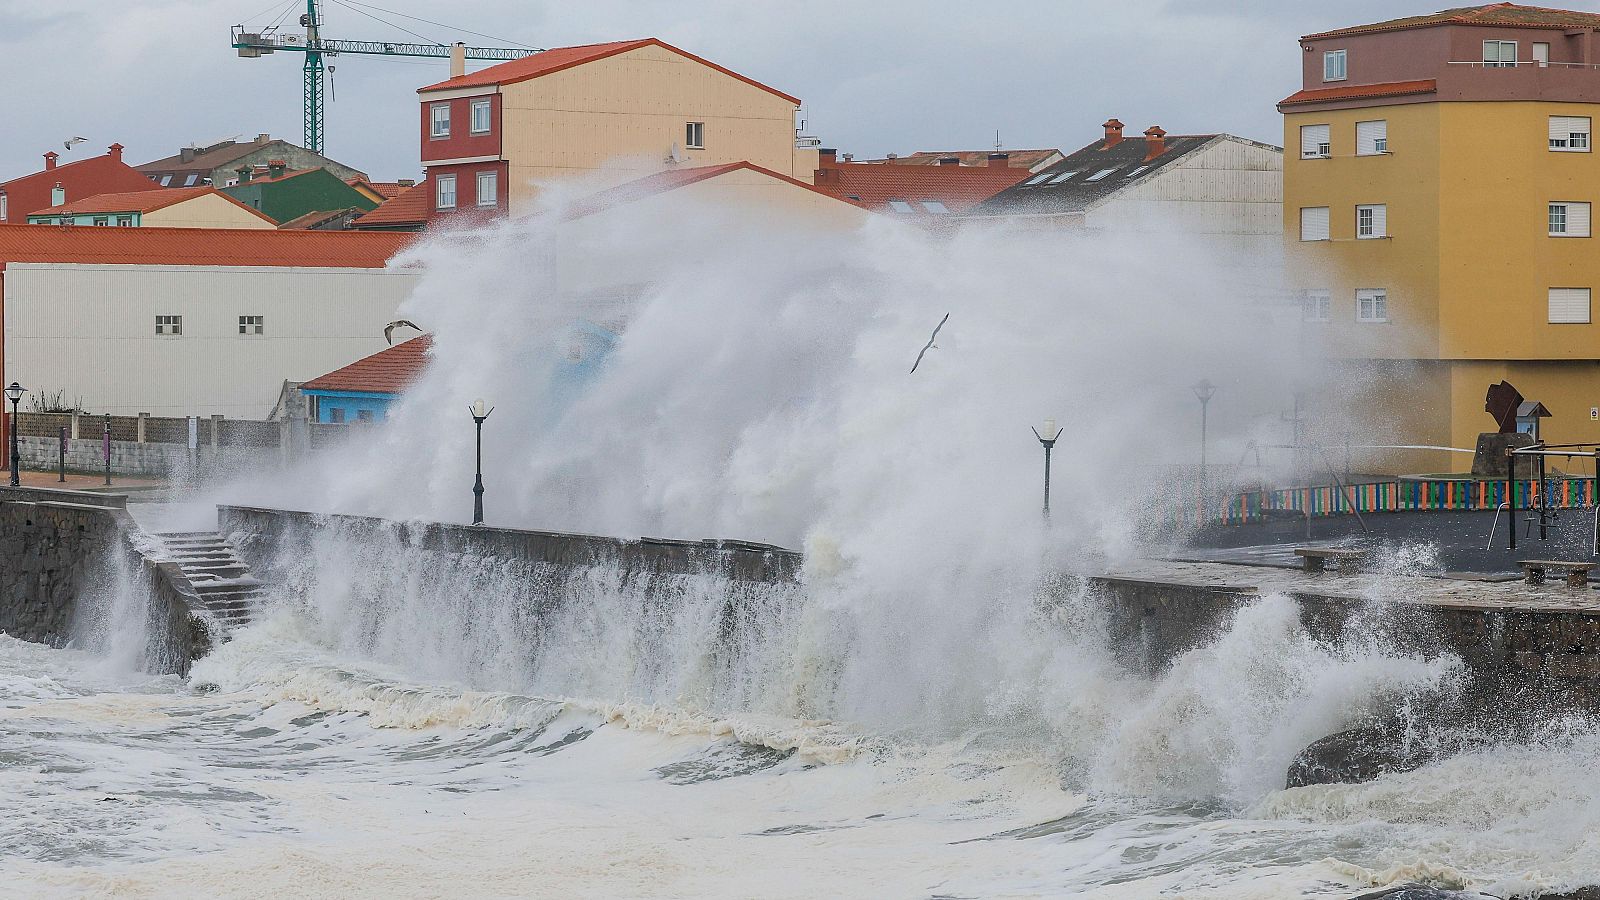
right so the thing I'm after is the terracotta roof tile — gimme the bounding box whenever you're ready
[811,163,1028,214]
[565,161,860,219]
[301,335,432,394]
[1278,79,1438,107]
[0,223,413,269]
[1305,3,1600,39]
[0,148,164,220]
[417,38,801,105]
[32,186,217,216]
[352,182,430,228]
[348,179,408,199]
[138,139,287,177]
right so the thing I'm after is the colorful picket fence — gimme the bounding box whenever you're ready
[1190,478,1598,526]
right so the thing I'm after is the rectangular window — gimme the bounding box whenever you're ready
[685,122,705,149]
[1549,287,1592,323]
[183,174,199,187]
[155,315,183,336]
[1356,289,1388,323]
[330,408,346,424]
[1,194,7,221]
[920,200,950,214]
[159,175,173,186]
[1356,120,1388,156]
[430,103,451,138]
[1549,202,1591,236]
[1323,49,1347,82]
[470,98,491,135]
[1483,40,1518,67]
[1048,171,1078,184]
[92,217,109,226]
[1023,173,1052,186]
[1300,206,1330,241]
[116,216,133,226]
[1085,168,1117,181]
[435,174,457,210]
[887,199,914,213]
[1534,42,1550,67]
[1300,124,1331,159]
[476,171,497,207]
[1302,289,1331,322]
[1356,204,1387,239]
[238,315,264,335]
[1549,116,1591,151]
[356,409,375,423]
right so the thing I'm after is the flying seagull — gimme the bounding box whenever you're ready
[909,313,950,374]
[63,136,87,151]
[383,319,422,345]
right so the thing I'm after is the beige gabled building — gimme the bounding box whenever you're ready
[408,38,817,227]
[27,187,276,229]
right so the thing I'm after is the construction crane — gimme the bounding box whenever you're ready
[231,0,539,154]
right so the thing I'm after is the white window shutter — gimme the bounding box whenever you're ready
[1301,124,1331,158]
[1370,204,1387,237]
[1551,116,1592,147]
[1549,288,1591,323]
[1356,120,1387,155]
[1571,202,1591,237]
[1550,116,1571,143]
[1301,207,1330,241]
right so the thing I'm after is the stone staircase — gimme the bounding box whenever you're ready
[150,531,266,630]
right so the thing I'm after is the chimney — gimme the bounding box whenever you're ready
[236,165,253,184]
[51,183,65,206]
[1102,118,1125,149]
[938,156,960,166]
[267,159,287,178]
[180,147,197,163]
[987,152,1009,167]
[398,178,415,188]
[43,151,58,170]
[818,148,839,170]
[450,42,466,78]
[256,133,271,143]
[108,143,123,162]
[1143,125,1167,161]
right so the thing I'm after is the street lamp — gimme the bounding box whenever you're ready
[469,398,493,526]
[1191,379,1217,488]
[1031,417,1064,521]
[5,382,25,488]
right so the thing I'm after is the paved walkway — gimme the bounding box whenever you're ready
[7,469,164,492]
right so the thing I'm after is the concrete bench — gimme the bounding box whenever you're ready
[1518,559,1596,588]
[1293,547,1369,574]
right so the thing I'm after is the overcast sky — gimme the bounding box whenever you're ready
[5,0,1594,181]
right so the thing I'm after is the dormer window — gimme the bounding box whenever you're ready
[1323,49,1347,82]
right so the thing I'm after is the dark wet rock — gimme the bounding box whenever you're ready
[1538,889,1600,900]
[1287,720,1446,788]
[1347,885,1490,899]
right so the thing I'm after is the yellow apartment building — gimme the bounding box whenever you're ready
[1283,4,1600,473]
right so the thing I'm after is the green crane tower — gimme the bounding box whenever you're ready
[232,0,538,154]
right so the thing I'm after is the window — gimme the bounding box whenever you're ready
[470,98,491,134]
[330,408,346,424]
[155,315,183,336]
[183,174,199,187]
[1356,288,1388,323]
[1048,171,1077,184]
[1085,168,1117,181]
[1,193,7,222]
[1550,202,1591,236]
[1302,289,1331,322]
[1124,165,1148,178]
[886,199,914,213]
[435,174,457,210]
[685,121,705,149]
[92,217,109,226]
[430,103,451,138]
[477,171,498,207]
[238,315,264,335]
[1549,288,1592,323]
[356,409,375,423]
[920,200,949,214]
[1300,206,1330,241]
[1356,120,1388,156]
[1356,204,1387,239]
[1023,173,1052,186]
[1300,124,1331,159]
[1483,40,1517,67]
[158,175,173,186]
[116,216,133,226]
[1534,42,1550,67]
[1549,116,1591,151]
[1323,49,1347,82]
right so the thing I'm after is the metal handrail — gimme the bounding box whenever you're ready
[1486,501,1509,550]
[1445,60,1597,69]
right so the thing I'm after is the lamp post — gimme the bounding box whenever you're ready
[1031,417,1064,521]
[1191,379,1217,491]
[5,382,24,488]
[469,398,493,526]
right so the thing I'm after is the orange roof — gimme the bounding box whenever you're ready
[302,335,432,394]
[812,163,1029,214]
[1305,3,1600,39]
[29,186,274,223]
[352,182,430,228]
[417,38,801,105]
[0,146,165,220]
[565,161,861,219]
[0,223,413,269]
[1279,79,1438,107]
[347,179,408,200]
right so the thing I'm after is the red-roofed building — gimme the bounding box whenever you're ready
[300,335,432,422]
[853,149,1065,172]
[409,38,816,229]
[351,182,431,231]
[27,187,276,229]
[0,225,421,444]
[810,149,1029,217]
[0,144,162,225]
